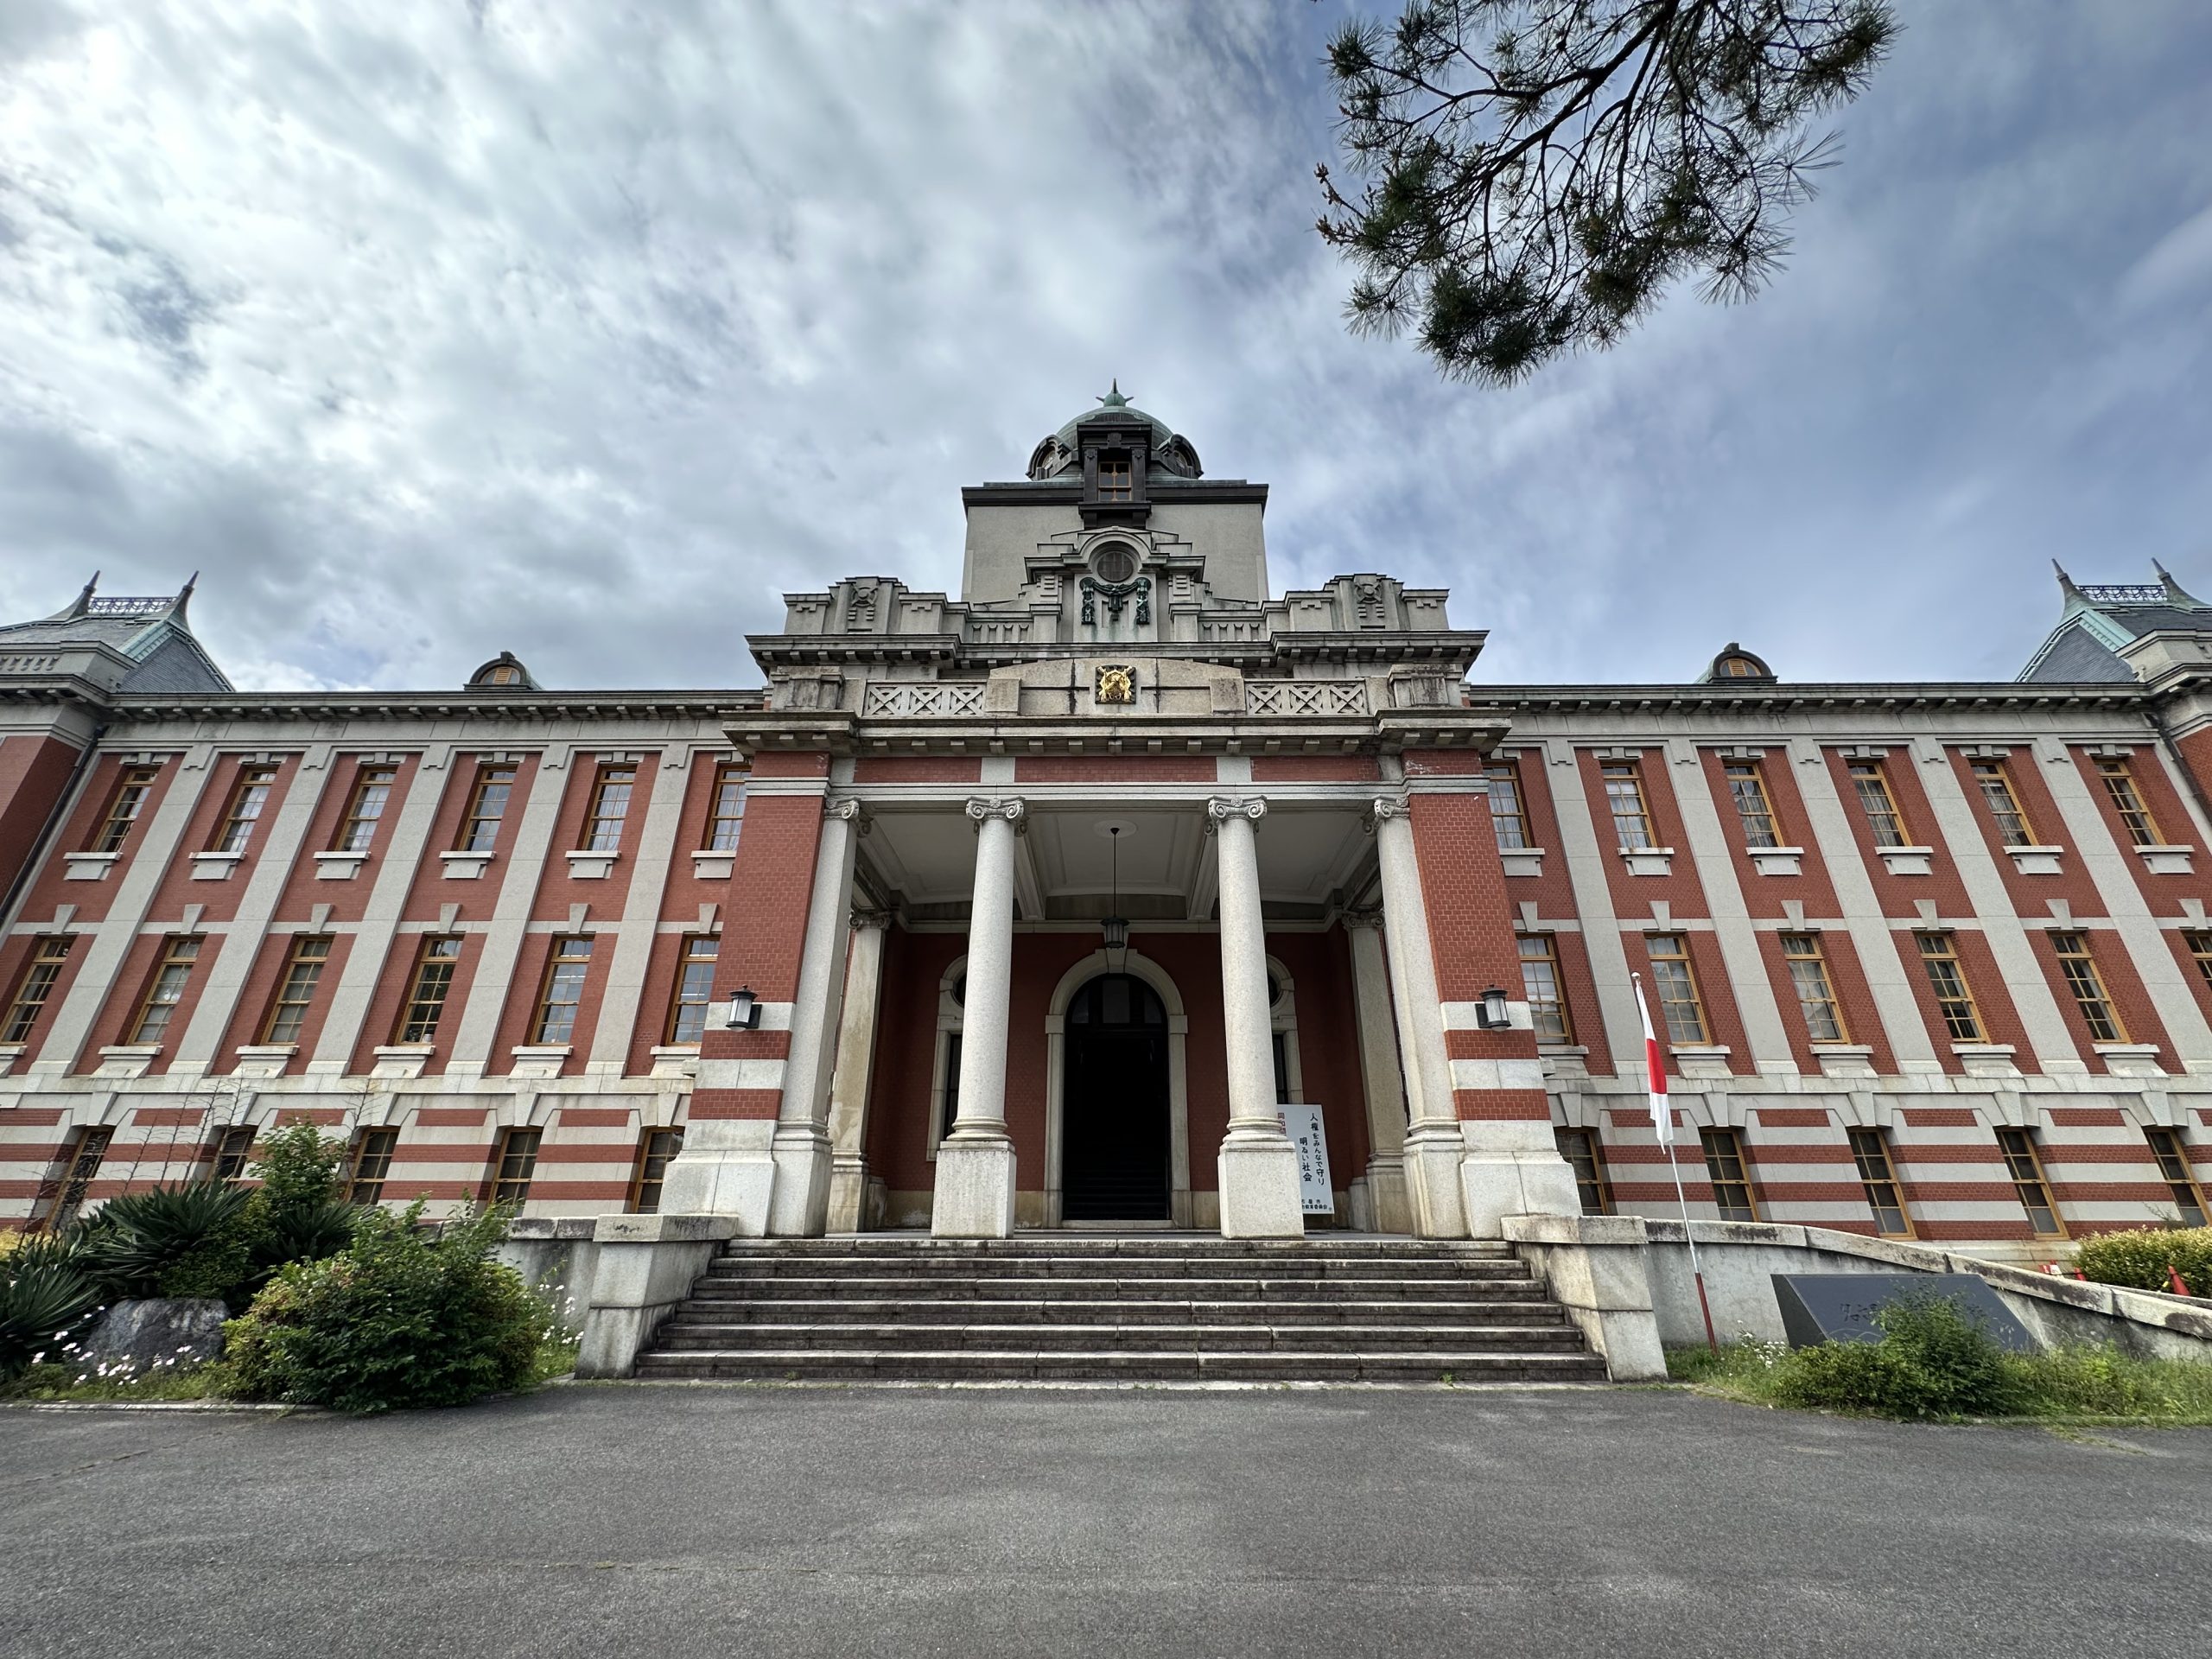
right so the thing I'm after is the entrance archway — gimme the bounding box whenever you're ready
[1044,949,1191,1227]
[1061,974,1171,1221]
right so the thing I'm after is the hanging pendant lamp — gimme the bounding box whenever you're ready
[1101,824,1128,960]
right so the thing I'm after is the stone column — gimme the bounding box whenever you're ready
[824,908,890,1233]
[1344,910,1414,1236]
[1370,797,1469,1238]
[932,798,1023,1237]
[766,799,862,1235]
[1210,797,1305,1237]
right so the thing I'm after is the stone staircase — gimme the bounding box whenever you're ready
[632,1234,1610,1383]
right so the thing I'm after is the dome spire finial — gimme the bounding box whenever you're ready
[1097,378,1130,410]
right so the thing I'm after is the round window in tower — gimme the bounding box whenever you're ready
[1090,543,1139,586]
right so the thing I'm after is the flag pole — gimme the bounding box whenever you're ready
[1634,971,1717,1352]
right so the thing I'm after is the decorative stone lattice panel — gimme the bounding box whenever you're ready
[1244,681,1370,716]
[862,682,987,718]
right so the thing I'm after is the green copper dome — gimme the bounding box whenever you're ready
[1027,382,1202,480]
[1052,381,1176,452]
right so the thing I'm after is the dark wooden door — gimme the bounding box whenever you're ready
[1062,974,1171,1222]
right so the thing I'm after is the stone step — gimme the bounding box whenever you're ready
[631,1349,1612,1383]
[715,1236,1516,1259]
[702,1256,1532,1282]
[685,1274,1538,1302]
[667,1296,1568,1327]
[653,1322,1589,1354]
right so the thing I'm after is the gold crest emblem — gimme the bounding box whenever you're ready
[1095,664,1136,705]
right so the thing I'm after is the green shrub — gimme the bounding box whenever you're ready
[2072,1226,2212,1296]
[0,1238,101,1380]
[225,1202,545,1413]
[71,1180,254,1300]
[1770,1294,2023,1421]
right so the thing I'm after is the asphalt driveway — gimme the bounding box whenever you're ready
[3,1383,2204,1658]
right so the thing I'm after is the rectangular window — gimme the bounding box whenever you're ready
[334,766,397,853]
[2186,931,2212,993]
[347,1127,399,1206]
[1779,933,1847,1044]
[3,937,73,1044]
[1970,759,2034,848]
[2143,1128,2207,1228]
[1847,760,1909,848]
[35,1126,112,1232]
[261,935,332,1045]
[1847,1127,1913,1236]
[1096,454,1132,500]
[459,765,517,853]
[130,937,202,1044]
[1272,1031,1292,1105]
[585,765,635,853]
[396,936,463,1043]
[213,764,278,855]
[1554,1127,1610,1216]
[1600,762,1654,849]
[938,1031,963,1141]
[207,1125,257,1185]
[532,937,594,1045]
[2049,931,2126,1044]
[1646,933,1710,1046]
[1517,934,1573,1043]
[1485,762,1529,850]
[1725,761,1779,849]
[1995,1127,2063,1236]
[2094,756,2162,845]
[665,936,719,1045]
[486,1127,541,1206]
[92,766,161,854]
[1915,932,1985,1043]
[1700,1127,1758,1221]
[704,763,747,852]
[628,1127,684,1214]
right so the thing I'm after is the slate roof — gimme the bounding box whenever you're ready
[2018,563,2210,683]
[0,575,233,694]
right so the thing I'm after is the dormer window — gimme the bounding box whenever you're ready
[1097,452,1132,501]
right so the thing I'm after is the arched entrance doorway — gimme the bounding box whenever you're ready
[1061,973,1172,1221]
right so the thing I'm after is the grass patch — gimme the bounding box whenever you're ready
[525,1336,580,1389]
[1,1358,234,1405]
[1670,1334,2212,1426]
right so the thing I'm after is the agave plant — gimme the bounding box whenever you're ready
[1,1253,99,1380]
[72,1180,253,1300]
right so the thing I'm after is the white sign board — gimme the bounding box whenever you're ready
[1278,1103,1334,1216]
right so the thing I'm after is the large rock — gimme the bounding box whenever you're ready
[78,1298,228,1374]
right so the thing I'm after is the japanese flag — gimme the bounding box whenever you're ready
[1633,973,1670,1146]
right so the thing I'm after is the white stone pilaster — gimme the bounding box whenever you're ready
[931,798,1022,1236]
[1370,794,1469,1238]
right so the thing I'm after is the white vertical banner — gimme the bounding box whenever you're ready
[1278,1103,1334,1215]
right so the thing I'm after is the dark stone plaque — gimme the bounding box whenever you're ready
[1771,1274,2038,1353]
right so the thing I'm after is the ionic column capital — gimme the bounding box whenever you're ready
[824,797,872,836]
[1341,906,1387,931]
[849,906,892,933]
[1205,795,1267,832]
[1363,795,1410,832]
[964,796,1027,833]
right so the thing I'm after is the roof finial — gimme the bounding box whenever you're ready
[170,570,198,624]
[1097,378,1130,410]
[2153,558,2205,609]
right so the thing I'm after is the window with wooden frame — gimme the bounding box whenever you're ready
[92,765,161,854]
[1554,1127,1611,1215]
[1969,759,2034,848]
[212,764,278,855]
[130,936,202,1044]
[1645,933,1710,1045]
[1700,1127,1758,1220]
[1994,1127,2063,1236]
[1485,761,1529,850]
[1724,761,1780,849]
[334,765,397,853]
[1779,933,1847,1043]
[395,936,463,1043]
[584,764,636,852]
[34,1125,111,1232]
[2048,931,2126,1043]
[3,937,72,1044]
[346,1127,399,1205]
[2143,1128,2207,1228]
[532,937,594,1045]
[664,936,719,1045]
[1847,1127,1912,1236]
[486,1127,541,1206]
[1096,452,1133,501]
[1600,761,1654,849]
[2185,930,2212,993]
[1516,934,1573,1042]
[628,1127,684,1214]
[1847,760,1909,848]
[260,935,332,1045]
[458,764,517,853]
[703,762,747,851]
[1914,931,1986,1043]
[207,1125,257,1184]
[2092,755,2162,845]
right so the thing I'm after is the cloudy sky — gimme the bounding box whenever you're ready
[3,2,2209,693]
